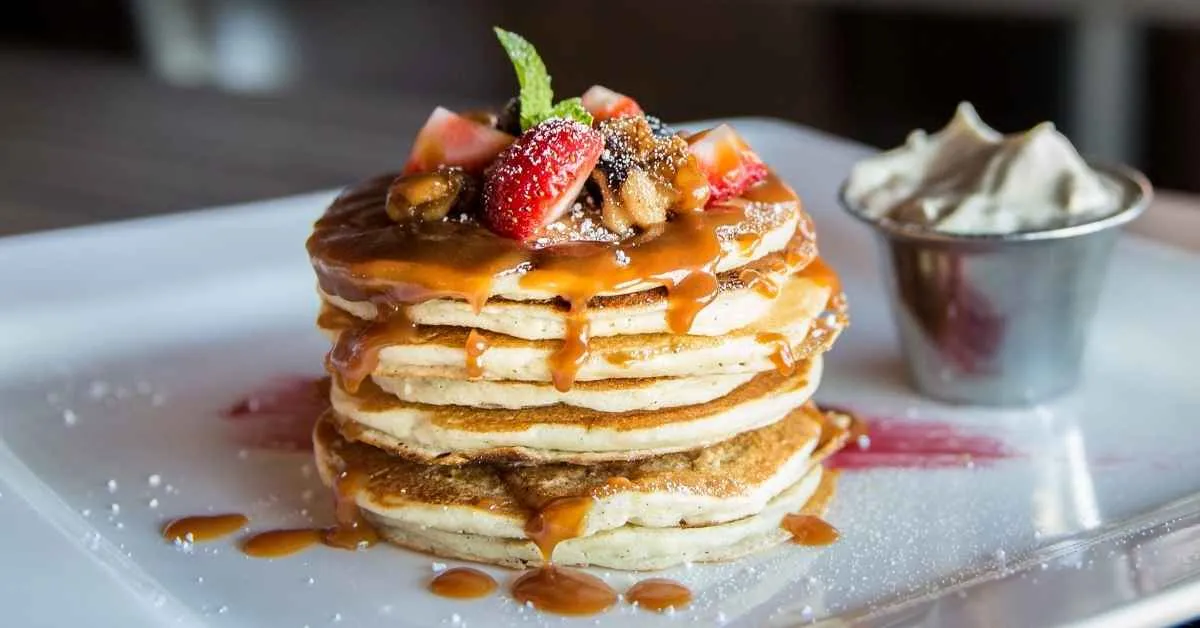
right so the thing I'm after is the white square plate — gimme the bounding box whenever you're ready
[2,120,1199,627]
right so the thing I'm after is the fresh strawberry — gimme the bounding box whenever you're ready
[686,124,769,203]
[581,85,643,122]
[404,107,515,175]
[483,118,603,240]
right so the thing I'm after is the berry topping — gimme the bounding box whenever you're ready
[496,97,523,136]
[686,124,769,203]
[404,107,515,175]
[581,85,644,122]
[483,119,604,241]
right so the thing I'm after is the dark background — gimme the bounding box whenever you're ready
[2,0,1199,235]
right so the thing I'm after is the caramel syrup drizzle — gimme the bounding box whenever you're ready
[548,298,592,392]
[756,331,799,376]
[429,567,498,600]
[740,267,781,298]
[523,496,592,560]
[322,469,380,550]
[326,305,417,393]
[233,467,381,559]
[753,255,845,377]
[162,513,248,543]
[796,255,841,293]
[511,566,618,616]
[512,495,618,616]
[782,514,840,546]
[463,329,491,379]
[781,463,842,547]
[311,174,804,392]
[625,578,693,613]
[241,528,322,558]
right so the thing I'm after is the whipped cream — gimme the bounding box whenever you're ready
[844,103,1123,234]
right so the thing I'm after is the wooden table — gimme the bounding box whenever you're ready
[0,51,465,235]
[1,50,1197,252]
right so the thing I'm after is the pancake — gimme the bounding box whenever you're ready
[371,372,757,412]
[320,270,845,384]
[309,172,808,304]
[370,468,833,571]
[313,404,851,570]
[329,358,823,464]
[321,249,807,340]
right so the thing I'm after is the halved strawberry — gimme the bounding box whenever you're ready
[686,124,769,203]
[581,85,643,122]
[404,107,515,175]
[483,119,603,240]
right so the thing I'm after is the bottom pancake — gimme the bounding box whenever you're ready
[367,467,835,571]
[313,404,852,570]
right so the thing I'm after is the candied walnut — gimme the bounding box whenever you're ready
[592,116,707,231]
[672,156,711,212]
[386,167,475,223]
[597,116,690,185]
[593,169,672,233]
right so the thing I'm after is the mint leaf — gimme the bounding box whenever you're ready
[494,28,597,130]
[494,27,552,130]
[548,97,593,127]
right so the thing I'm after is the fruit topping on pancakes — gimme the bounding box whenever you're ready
[581,85,643,121]
[380,27,771,241]
[483,118,604,240]
[386,166,476,223]
[688,124,770,203]
[592,115,710,233]
[404,107,514,175]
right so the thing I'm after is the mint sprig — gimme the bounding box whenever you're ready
[493,27,592,130]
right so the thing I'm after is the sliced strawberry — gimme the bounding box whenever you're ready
[686,124,769,204]
[404,107,514,175]
[483,119,603,240]
[581,85,643,122]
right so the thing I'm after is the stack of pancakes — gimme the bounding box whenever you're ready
[307,171,851,570]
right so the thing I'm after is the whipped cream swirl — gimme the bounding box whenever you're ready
[845,103,1122,234]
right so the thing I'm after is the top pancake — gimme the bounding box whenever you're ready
[308,171,809,305]
[320,248,812,340]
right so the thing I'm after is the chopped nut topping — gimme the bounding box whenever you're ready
[386,167,475,223]
[592,116,707,232]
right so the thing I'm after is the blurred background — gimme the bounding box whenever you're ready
[3,0,1200,235]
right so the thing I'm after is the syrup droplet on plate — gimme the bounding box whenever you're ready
[625,578,693,612]
[781,514,840,546]
[162,513,248,543]
[429,567,498,600]
[511,566,617,616]
[241,528,322,558]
